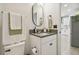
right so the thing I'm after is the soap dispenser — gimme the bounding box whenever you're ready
[48,15,53,32]
[48,15,53,29]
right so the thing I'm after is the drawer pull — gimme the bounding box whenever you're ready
[5,49,11,52]
[35,50,37,53]
[49,43,53,46]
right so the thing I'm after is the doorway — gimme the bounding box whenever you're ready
[61,16,71,55]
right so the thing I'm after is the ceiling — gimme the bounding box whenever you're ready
[61,3,79,16]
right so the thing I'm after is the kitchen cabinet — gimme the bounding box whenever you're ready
[30,34,57,55]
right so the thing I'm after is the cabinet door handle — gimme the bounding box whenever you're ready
[49,43,53,46]
[5,49,11,52]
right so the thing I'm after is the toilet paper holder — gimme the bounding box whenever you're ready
[32,46,38,53]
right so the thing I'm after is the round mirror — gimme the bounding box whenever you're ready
[32,3,44,27]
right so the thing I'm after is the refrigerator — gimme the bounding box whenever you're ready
[71,15,79,47]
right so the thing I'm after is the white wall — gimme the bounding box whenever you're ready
[44,3,60,29]
[0,10,2,54]
[0,4,4,10]
[0,4,5,54]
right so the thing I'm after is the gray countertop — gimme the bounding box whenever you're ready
[30,31,57,38]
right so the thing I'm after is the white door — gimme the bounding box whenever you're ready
[41,40,56,55]
[61,16,71,55]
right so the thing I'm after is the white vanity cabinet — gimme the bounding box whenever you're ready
[30,34,57,55]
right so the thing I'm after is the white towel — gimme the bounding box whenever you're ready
[9,12,22,30]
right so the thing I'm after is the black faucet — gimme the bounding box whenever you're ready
[33,27,36,33]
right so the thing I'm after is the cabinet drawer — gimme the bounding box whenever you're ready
[4,41,25,55]
[41,34,57,44]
